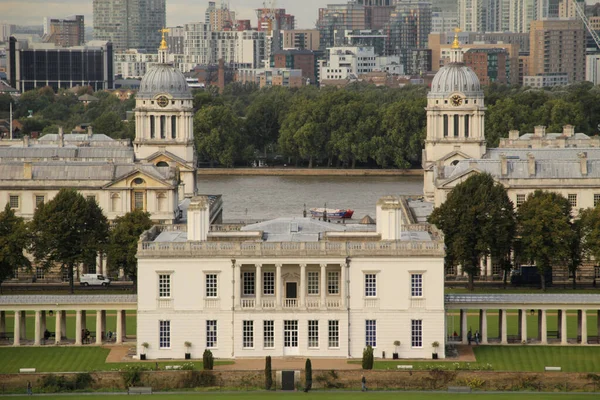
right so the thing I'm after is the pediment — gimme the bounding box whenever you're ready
[103,169,174,189]
[439,168,509,189]
[146,151,194,171]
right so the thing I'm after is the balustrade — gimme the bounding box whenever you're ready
[306,298,320,309]
[241,299,255,309]
[283,299,298,308]
[156,298,173,309]
[364,298,380,308]
[410,298,425,309]
[204,299,220,309]
[261,299,276,309]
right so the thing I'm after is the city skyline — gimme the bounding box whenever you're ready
[0,0,330,30]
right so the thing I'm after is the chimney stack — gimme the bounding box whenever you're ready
[579,152,588,176]
[500,153,508,176]
[563,125,574,137]
[58,126,64,147]
[436,160,445,179]
[87,125,93,138]
[23,162,32,179]
[509,130,519,140]
[23,135,29,148]
[376,196,403,241]
[534,125,546,137]
[527,152,535,177]
[187,196,210,241]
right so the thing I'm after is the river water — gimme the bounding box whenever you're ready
[197,175,424,222]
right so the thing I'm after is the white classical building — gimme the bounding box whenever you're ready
[136,196,446,360]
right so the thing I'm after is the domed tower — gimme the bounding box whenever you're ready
[134,28,197,197]
[423,29,486,200]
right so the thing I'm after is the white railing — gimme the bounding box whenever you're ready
[241,299,256,309]
[283,299,298,308]
[305,298,320,309]
[157,298,173,309]
[364,298,379,308]
[327,298,342,309]
[204,299,220,309]
[411,298,425,309]
[262,298,276,309]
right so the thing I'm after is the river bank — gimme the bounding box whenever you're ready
[197,168,423,177]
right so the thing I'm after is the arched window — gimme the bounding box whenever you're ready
[453,115,459,137]
[110,193,121,212]
[160,116,166,139]
[171,117,177,139]
[150,116,155,139]
[157,192,167,212]
[443,115,448,137]
[156,161,169,167]
[464,115,470,138]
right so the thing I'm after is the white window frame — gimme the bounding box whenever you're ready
[205,273,218,298]
[307,271,319,295]
[34,194,45,208]
[328,320,339,348]
[516,194,526,207]
[263,320,274,349]
[411,273,423,297]
[263,271,274,295]
[206,320,217,348]
[9,195,19,209]
[364,273,377,297]
[159,320,171,349]
[243,320,254,348]
[594,194,600,207]
[411,319,423,348]
[568,194,577,208]
[366,319,376,348]
[328,271,339,295]
[243,271,255,296]
[158,274,171,298]
[36,267,45,280]
[308,320,319,348]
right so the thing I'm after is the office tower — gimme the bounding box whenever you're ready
[384,1,432,56]
[458,0,486,32]
[93,0,166,51]
[528,19,585,83]
[44,15,85,47]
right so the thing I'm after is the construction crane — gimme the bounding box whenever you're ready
[573,0,600,51]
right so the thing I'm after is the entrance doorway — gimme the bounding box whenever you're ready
[284,320,299,356]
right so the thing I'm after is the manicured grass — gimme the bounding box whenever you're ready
[0,347,232,373]
[6,393,600,400]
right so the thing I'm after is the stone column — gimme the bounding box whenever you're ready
[116,310,123,344]
[479,309,488,344]
[233,263,241,309]
[75,310,82,345]
[460,309,468,344]
[457,264,462,276]
[540,310,547,344]
[299,264,306,308]
[561,309,568,345]
[320,264,327,309]
[13,311,21,346]
[341,262,347,309]
[95,310,102,345]
[0,311,5,336]
[255,264,262,309]
[479,257,486,278]
[55,310,62,345]
[20,311,27,340]
[275,264,282,310]
[580,310,588,345]
[500,309,507,344]
[34,310,41,345]
[486,257,492,277]
[520,309,528,344]
[60,311,67,340]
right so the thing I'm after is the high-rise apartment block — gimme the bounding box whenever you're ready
[528,19,585,83]
[558,0,584,18]
[271,49,318,84]
[463,48,510,85]
[256,9,295,33]
[282,30,321,51]
[93,0,165,51]
[384,1,432,55]
[205,1,236,31]
[44,15,85,47]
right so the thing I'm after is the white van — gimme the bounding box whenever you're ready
[80,274,111,287]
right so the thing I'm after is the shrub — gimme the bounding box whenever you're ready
[122,365,151,387]
[265,356,273,390]
[74,373,93,390]
[39,373,94,392]
[187,370,217,387]
[315,370,342,389]
[362,346,374,370]
[203,349,214,370]
[305,358,312,390]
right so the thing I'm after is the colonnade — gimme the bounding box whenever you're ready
[0,309,128,346]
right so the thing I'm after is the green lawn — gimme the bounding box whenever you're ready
[0,347,231,373]
[6,393,600,400]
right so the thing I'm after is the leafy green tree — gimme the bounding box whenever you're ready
[428,173,516,291]
[92,111,125,138]
[362,345,374,370]
[517,190,574,291]
[194,105,244,167]
[29,189,109,293]
[0,204,31,293]
[379,99,427,168]
[245,87,291,157]
[106,210,153,288]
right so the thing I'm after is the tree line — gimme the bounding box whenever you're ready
[0,189,152,293]
[3,81,600,168]
[429,173,600,291]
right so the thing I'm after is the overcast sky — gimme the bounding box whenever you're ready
[0,0,331,29]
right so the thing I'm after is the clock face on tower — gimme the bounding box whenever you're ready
[157,96,169,108]
[450,95,463,106]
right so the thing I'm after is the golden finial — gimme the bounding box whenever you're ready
[159,27,170,50]
[451,27,462,49]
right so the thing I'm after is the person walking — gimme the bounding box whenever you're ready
[361,375,367,392]
[467,329,473,345]
[26,381,32,395]
[474,330,480,345]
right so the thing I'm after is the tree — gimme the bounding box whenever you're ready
[517,190,574,291]
[29,189,109,293]
[194,105,244,167]
[92,111,125,138]
[265,356,273,390]
[203,349,214,370]
[0,204,30,293]
[362,345,374,370]
[106,210,153,289]
[428,173,516,291]
[304,358,312,392]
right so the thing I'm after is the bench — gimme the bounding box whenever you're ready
[587,336,600,344]
[0,332,14,340]
[128,387,152,395]
[547,331,559,339]
[19,368,36,373]
[448,386,472,393]
[544,366,561,372]
[507,335,521,344]
[396,365,413,370]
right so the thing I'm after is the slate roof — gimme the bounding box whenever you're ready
[38,133,115,142]
[485,148,600,160]
[0,146,134,161]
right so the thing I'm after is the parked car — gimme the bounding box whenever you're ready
[80,274,111,287]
